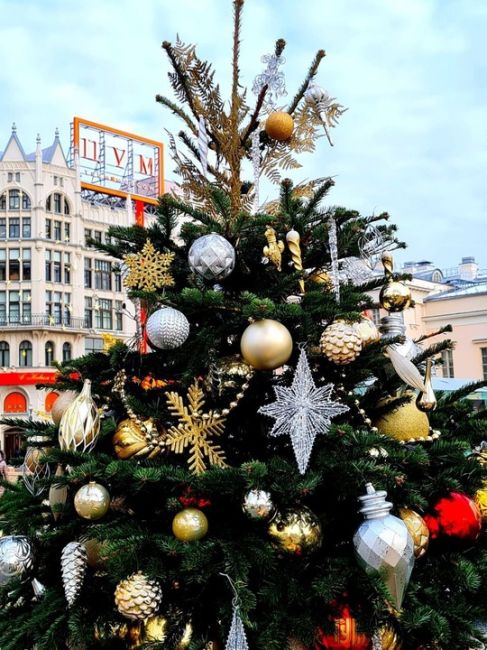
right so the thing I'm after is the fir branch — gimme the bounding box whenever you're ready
[411,340,455,365]
[241,84,268,145]
[414,325,453,343]
[178,130,227,184]
[287,49,326,115]
[162,40,199,120]
[155,94,197,134]
[438,380,487,407]
[300,178,336,225]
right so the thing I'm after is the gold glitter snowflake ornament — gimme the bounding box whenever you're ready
[123,239,175,292]
[165,381,227,474]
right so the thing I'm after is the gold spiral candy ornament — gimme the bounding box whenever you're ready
[286,229,305,294]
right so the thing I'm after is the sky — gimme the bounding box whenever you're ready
[0,0,486,269]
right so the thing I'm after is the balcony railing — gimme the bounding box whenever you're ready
[0,314,87,329]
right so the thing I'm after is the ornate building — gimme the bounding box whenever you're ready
[0,125,136,458]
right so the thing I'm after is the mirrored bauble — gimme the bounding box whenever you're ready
[74,481,110,520]
[146,307,190,350]
[379,282,411,312]
[242,489,275,520]
[268,506,322,554]
[353,484,414,610]
[188,233,236,281]
[0,535,35,586]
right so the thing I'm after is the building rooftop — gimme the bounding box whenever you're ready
[425,282,487,302]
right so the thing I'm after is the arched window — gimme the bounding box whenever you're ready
[45,392,59,413]
[19,340,32,367]
[45,341,55,366]
[0,190,31,211]
[62,342,72,362]
[46,193,70,215]
[4,391,27,413]
[0,341,9,366]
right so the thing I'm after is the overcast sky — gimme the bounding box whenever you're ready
[1,0,486,269]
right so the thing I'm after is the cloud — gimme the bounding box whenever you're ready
[0,0,485,267]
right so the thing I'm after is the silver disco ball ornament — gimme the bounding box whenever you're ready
[146,307,190,350]
[188,233,236,281]
[0,535,35,586]
[353,483,414,611]
[242,489,275,521]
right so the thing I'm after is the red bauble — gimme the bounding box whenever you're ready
[314,604,370,650]
[424,491,482,541]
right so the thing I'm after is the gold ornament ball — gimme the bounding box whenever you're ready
[51,390,78,426]
[399,508,430,558]
[379,282,411,312]
[265,111,294,141]
[475,484,487,522]
[113,418,160,460]
[24,446,50,473]
[240,319,293,371]
[308,268,333,290]
[141,616,192,649]
[354,316,381,347]
[115,571,163,621]
[376,625,402,650]
[74,481,110,520]
[320,321,362,365]
[172,508,209,542]
[268,506,322,554]
[374,394,430,442]
[205,354,253,396]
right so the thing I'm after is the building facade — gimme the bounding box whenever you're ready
[0,125,136,458]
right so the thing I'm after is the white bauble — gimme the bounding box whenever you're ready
[146,307,190,350]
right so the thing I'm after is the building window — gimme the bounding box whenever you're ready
[114,271,122,292]
[0,292,5,323]
[22,192,30,209]
[115,300,123,331]
[442,349,454,378]
[8,190,20,210]
[8,249,20,280]
[482,349,487,380]
[64,222,70,242]
[84,229,92,245]
[62,342,72,362]
[45,341,55,366]
[0,218,5,238]
[54,221,62,240]
[54,193,62,213]
[94,231,102,245]
[22,248,31,280]
[85,297,93,328]
[22,217,31,238]
[45,250,52,281]
[46,193,69,215]
[0,341,9,366]
[9,217,20,238]
[0,194,5,210]
[4,392,27,414]
[0,250,5,281]
[7,173,13,183]
[84,258,92,288]
[22,290,31,322]
[85,337,103,354]
[19,340,32,367]
[9,290,20,322]
[45,219,52,239]
[96,298,113,330]
[95,259,112,290]
[64,253,71,283]
[64,294,71,324]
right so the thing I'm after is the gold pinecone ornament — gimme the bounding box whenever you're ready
[320,321,362,365]
[61,541,88,607]
[115,571,163,621]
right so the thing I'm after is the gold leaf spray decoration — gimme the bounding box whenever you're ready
[58,379,101,453]
[123,239,175,292]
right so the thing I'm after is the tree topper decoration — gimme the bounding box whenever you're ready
[165,380,228,474]
[123,239,175,292]
[259,348,349,473]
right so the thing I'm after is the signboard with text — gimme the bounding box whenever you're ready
[72,117,164,206]
[0,371,57,386]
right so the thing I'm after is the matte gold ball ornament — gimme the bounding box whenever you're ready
[114,571,163,621]
[320,321,362,365]
[353,316,381,347]
[374,393,430,443]
[474,483,487,522]
[399,508,430,558]
[240,319,293,371]
[172,508,209,542]
[268,506,322,554]
[265,111,294,141]
[74,481,110,520]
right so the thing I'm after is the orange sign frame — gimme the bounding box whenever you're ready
[72,117,164,206]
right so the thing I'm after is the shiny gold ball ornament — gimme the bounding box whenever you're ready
[320,321,362,365]
[353,316,381,347]
[375,624,402,650]
[114,571,163,621]
[143,617,192,648]
[242,489,275,520]
[205,354,254,397]
[399,508,430,558]
[268,506,322,554]
[74,481,110,520]
[308,268,333,289]
[51,390,78,426]
[380,281,412,312]
[113,418,166,460]
[374,393,430,443]
[172,508,209,542]
[240,319,293,371]
[265,111,294,141]
[475,483,487,522]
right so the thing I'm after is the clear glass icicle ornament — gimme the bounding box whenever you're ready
[221,573,250,650]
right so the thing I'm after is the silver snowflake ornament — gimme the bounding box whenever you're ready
[259,349,349,474]
[252,52,287,108]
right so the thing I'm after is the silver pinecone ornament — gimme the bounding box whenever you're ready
[353,483,415,611]
[61,541,87,607]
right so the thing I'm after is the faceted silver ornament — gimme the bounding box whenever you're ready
[146,306,190,350]
[242,489,275,521]
[353,483,415,611]
[0,535,35,586]
[188,233,236,281]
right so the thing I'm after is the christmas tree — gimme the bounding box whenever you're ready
[1,2,486,649]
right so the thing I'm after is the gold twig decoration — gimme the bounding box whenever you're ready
[123,240,175,292]
[263,226,285,271]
